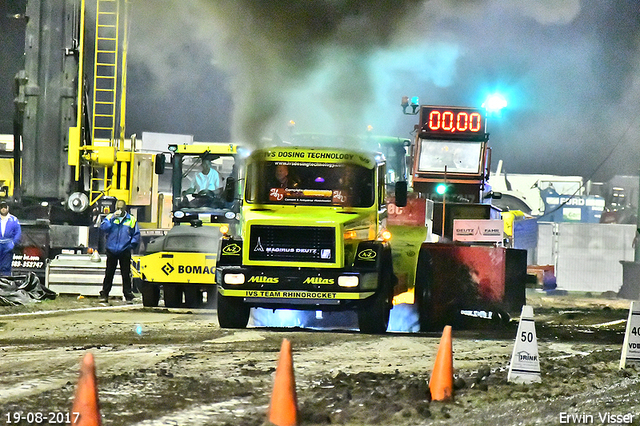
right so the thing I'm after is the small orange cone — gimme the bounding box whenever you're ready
[428,325,454,401]
[267,338,298,426]
[70,352,101,425]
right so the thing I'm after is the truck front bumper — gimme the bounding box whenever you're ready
[217,266,379,311]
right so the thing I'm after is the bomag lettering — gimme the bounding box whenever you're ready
[303,277,335,284]
[247,276,279,283]
[178,265,214,274]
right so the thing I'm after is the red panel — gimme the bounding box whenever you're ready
[421,243,508,308]
[387,196,426,227]
[451,246,506,302]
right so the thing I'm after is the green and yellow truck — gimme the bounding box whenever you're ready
[216,146,399,333]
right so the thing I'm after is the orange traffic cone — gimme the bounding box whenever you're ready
[267,338,298,426]
[428,325,454,401]
[71,352,101,425]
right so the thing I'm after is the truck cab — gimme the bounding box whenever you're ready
[216,146,395,333]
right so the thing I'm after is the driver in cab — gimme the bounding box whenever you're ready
[185,159,221,195]
[274,164,299,188]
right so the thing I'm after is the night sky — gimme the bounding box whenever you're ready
[2,0,639,181]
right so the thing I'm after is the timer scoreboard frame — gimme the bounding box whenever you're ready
[419,106,487,141]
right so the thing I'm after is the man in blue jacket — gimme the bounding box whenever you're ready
[99,199,140,303]
[0,201,21,276]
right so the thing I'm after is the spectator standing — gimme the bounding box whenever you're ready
[99,200,140,303]
[0,201,21,276]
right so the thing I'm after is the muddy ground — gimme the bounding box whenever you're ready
[1,290,639,426]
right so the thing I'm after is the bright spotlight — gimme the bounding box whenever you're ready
[482,94,508,113]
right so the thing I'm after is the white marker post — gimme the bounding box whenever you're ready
[507,305,541,384]
[620,301,640,369]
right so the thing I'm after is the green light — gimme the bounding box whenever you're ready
[436,183,448,195]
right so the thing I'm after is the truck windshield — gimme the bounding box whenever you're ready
[417,140,482,174]
[246,161,374,207]
[177,154,237,209]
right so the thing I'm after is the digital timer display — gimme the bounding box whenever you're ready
[419,106,486,139]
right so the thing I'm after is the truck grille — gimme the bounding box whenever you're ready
[248,225,335,263]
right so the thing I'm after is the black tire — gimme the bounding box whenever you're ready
[139,280,160,307]
[491,194,532,215]
[184,286,203,308]
[357,289,391,334]
[217,294,250,328]
[357,249,392,334]
[163,284,182,308]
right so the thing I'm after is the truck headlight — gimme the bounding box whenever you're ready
[338,275,359,287]
[173,210,185,219]
[224,273,245,285]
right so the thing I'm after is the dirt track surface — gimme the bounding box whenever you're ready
[1,291,639,425]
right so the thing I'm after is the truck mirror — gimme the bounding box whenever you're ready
[395,181,407,207]
[155,153,166,174]
[224,177,236,202]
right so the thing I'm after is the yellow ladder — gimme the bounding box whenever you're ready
[91,0,120,143]
[90,0,121,204]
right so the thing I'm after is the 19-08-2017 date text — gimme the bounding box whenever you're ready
[5,412,80,424]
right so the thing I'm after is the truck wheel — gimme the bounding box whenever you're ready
[357,250,392,334]
[357,289,391,334]
[163,284,182,308]
[139,280,160,307]
[184,286,203,308]
[217,295,250,328]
